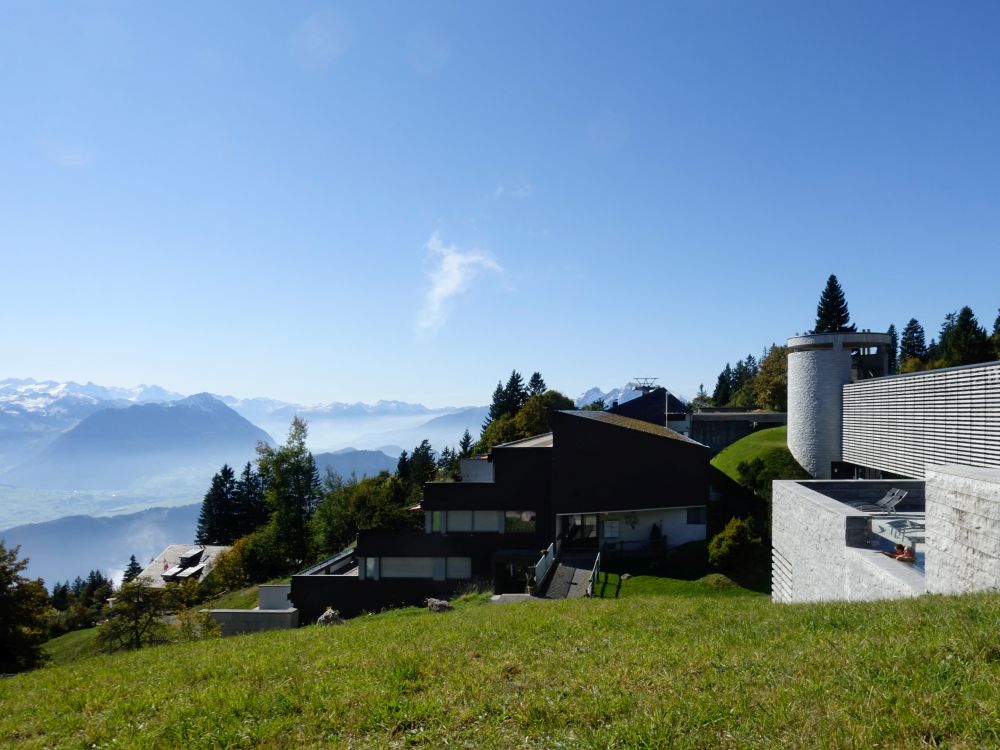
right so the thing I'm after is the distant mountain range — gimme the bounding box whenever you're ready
[314,449,398,479]
[574,382,689,409]
[1,394,273,492]
[0,376,667,533]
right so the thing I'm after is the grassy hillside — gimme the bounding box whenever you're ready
[5,580,1000,748]
[41,627,100,667]
[710,425,790,481]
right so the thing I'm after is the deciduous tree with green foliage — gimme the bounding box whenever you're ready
[812,274,855,333]
[708,517,764,571]
[256,417,322,567]
[750,345,788,412]
[311,472,421,555]
[97,577,166,652]
[0,542,49,673]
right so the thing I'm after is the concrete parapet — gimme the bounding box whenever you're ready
[772,479,924,603]
[925,465,1000,595]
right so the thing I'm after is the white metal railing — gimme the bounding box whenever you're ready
[586,552,602,597]
[533,541,556,587]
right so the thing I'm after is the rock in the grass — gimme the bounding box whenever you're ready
[425,598,453,613]
[317,607,344,625]
[621,573,632,581]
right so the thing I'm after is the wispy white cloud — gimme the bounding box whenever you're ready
[290,10,353,69]
[417,232,502,335]
[405,28,450,77]
[493,179,534,200]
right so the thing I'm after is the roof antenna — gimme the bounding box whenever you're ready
[634,377,658,394]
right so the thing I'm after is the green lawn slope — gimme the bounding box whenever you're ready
[711,425,791,481]
[5,583,1000,748]
[41,627,100,667]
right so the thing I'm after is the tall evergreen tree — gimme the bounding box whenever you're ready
[196,464,237,545]
[899,318,927,362]
[813,274,855,333]
[122,555,143,584]
[458,429,473,458]
[527,372,546,397]
[232,461,267,538]
[257,417,322,566]
[993,308,1000,360]
[712,363,733,406]
[887,324,899,374]
[501,370,528,414]
[483,381,506,430]
[0,542,49,673]
[939,306,991,366]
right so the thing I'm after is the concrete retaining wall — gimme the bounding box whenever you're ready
[259,584,291,610]
[206,608,299,637]
[925,465,1000,595]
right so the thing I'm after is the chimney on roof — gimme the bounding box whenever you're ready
[611,400,618,408]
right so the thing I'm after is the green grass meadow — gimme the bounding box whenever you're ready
[710,424,790,481]
[5,579,1000,749]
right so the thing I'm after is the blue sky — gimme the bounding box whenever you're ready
[2,2,999,407]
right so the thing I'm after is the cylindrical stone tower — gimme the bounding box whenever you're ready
[786,331,891,478]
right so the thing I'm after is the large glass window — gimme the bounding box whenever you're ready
[473,510,499,532]
[603,520,620,539]
[380,557,434,579]
[446,557,472,579]
[447,510,473,532]
[505,510,537,533]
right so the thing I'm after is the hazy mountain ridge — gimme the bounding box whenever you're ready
[2,504,201,586]
[1,395,273,492]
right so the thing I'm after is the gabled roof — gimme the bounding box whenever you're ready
[559,410,707,447]
[137,544,231,587]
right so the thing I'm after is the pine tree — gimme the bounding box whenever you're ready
[690,384,712,411]
[122,555,143,584]
[0,542,49,673]
[887,324,898,374]
[899,318,927,362]
[196,464,237,545]
[232,462,267,538]
[712,363,733,406]
[527,372,546,397]
[813,274,855,333]
[483,381,506,430]
[458,429,473,458]
[993,308,1000,360]
[939,306,991,366]
[502,370,528,414]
